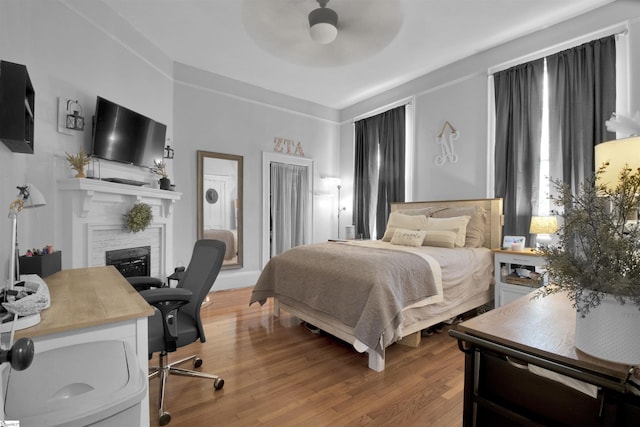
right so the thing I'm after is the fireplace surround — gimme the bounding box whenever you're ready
[58,178,181,277]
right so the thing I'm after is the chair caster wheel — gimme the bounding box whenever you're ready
[193,357,203,368]
[159,411,171,426]
[214,378,225,390]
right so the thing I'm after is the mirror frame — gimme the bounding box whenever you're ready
[197,150,243,270]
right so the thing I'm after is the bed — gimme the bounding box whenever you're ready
[250,198,503,371]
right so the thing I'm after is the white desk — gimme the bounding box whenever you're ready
[9,266,154,426]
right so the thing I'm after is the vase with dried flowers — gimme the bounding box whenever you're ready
[152,159,171,190]
[538,161,640,364]
[65,148,91,178]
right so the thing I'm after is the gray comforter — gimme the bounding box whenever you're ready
[249,242,440,355]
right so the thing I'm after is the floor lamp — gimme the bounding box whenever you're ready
[336,184,346,238]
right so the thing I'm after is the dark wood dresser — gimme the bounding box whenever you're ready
[450,291,640,426]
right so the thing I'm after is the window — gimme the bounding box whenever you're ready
[492,33,622,237]
[353,103,410,239]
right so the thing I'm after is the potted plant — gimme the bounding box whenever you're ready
[125,202,153,233]
[65,148,91,178]
[152,159,171,190]
[538,163,640,364]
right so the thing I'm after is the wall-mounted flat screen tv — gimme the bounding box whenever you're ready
[91,96,166,168]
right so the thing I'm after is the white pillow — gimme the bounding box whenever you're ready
[390,229,427,247]
[382,212,429,242]
[423,230,457,248]
[425,216,471,247]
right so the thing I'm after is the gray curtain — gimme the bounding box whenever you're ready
[376,107,406,239]
[353,105,405,239]
[547,35,616,194]
[494,59,545,240]
[270,162,309,256]
[353,118,378,239]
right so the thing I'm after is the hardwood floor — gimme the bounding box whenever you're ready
[148,287,466,426]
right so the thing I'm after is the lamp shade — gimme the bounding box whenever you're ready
[529,216,558,235]
[308,5,338,44]
[21,184,46,209]
[594,136,640,189]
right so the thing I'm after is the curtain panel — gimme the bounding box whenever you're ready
[270,162,309,256]
[353,106,405,239]
[376,107,406,238]
[494,59,545,240]
[353,118,379,239]
[547,35,617,194]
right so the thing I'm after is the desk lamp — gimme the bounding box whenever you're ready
[7,184,46,289]
[3,184,46,335]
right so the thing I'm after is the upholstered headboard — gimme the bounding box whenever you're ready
[389,198,504,249]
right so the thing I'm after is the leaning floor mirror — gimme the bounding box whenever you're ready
[197,151,243,269]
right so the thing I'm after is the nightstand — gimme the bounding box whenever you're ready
[493,248,547,307]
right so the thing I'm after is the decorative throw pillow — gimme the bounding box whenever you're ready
[423,230,457,248]
[382,212,429,242]
[425,216,471,247]
[390,229,427,247]
[430,206,487,248]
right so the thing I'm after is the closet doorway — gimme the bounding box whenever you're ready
[261,152,313,268]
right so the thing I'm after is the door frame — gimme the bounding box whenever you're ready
[261,151,314,268]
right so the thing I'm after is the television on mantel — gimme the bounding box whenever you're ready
[91,96,166,168]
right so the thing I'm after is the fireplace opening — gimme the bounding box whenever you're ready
[106,246,151,278]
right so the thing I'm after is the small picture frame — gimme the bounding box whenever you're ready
[503,235,526,250]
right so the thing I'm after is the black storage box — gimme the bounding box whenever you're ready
[19,251,62,278]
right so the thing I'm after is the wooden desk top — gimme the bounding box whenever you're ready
[457,290,632,380]
[15,266,154,340]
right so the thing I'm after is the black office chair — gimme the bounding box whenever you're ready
[138,239,226,426]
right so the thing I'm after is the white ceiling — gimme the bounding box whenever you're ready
[101,0,614,110]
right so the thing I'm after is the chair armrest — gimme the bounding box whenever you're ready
[127,276,164,291]
[139,288,192,306]
[140,288,193,351]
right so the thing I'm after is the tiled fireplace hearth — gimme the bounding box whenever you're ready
[59,178,181,278]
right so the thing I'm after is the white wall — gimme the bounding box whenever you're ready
[2,0,640,291]
[171,65,341,289]
[339,0,640,223]
[0,1,173,285]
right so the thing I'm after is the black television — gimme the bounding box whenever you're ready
[91,96,166,168]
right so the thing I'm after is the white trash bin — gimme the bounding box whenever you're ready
[4,340,146,427]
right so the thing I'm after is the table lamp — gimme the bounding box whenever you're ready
[594,136,640,190]
[529,215,558,248]
[595,136,640,221]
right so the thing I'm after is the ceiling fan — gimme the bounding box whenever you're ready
[308,0,338,44]
[242,0,404,67]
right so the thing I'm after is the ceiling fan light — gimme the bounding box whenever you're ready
[308,7,338,44]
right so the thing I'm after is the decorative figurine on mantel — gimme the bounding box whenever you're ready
[65,148,91,178]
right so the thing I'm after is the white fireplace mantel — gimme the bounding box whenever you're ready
[59,178,181,218]
[58,178,182,277]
